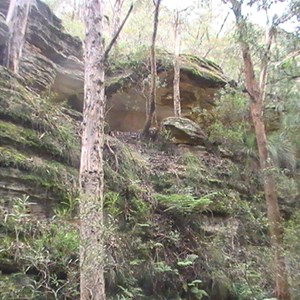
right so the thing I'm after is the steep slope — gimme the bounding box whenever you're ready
[1,127,274,299]
[0,66,80,216]
[1,1,299,300]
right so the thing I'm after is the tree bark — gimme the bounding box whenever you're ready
[249,95,291,300]
[142,0,162,137]
[173,10,181,117]
[80,0,106,299]
[229,1,291,299]
[111,0,125,37]
[5,0,32,73]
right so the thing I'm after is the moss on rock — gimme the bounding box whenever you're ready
[107,48,229,92]
[0,66,80,205]
[0,146,77,198]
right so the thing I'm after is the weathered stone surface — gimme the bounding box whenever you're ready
[0,1,228,133]
[0,0,84,95]
[161,117,208,145]
[0,13,8,46]
[25,1,84,95]
[0,66,80,215]
[106,52,229,131]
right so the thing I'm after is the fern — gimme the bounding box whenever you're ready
[154,192,215,214]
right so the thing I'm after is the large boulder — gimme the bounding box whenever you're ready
[161,117,208,146]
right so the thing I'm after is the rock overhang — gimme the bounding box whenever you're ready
[106,50,229,131]
[0,0,229,133]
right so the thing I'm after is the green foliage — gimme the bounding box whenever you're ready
[104,137,149,193]
[154,193,213,214]
[205,235,273,300]
[284,213,300,298]
[207,87,250,153]
[0,132,281,300]
[185,280,208,299]
[104,191,123,218]
[104,190,151,225]
[0,146,77,199]
[180,151,205,186]
[267,132,297,171]
[1,1,300,299]
[177,254,199,267]
[0,196,79,299]
[153,261,178,275]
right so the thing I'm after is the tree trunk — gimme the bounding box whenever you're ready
[229,1,291,298]
[249,100,290,300]
[80,0,106,299]
[5,0,32,73]
[112,0,125,37]
[173,10,181,117]
[142,0,162,137]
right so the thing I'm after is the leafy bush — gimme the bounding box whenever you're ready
[0,196,79,299]
[154,193,213,214]
[284,213,300,298]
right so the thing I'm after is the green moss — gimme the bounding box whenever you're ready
[0,147,29,170]
[0,120,69,161]
[0,67,80,166]
[106,48,228,92]
[151,172,176,192]
[104,136,149,192]
[0,146,77,197]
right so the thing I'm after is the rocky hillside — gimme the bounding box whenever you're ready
[0,66,80,215]
[0,1,299,300]
[0,0,229,129]
[0,0,229,209]
[1,119,272,299]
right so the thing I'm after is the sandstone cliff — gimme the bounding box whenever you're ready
[0,0,228,131]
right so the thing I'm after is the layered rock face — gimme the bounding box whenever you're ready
[0,12,8,46]
[0,1,228,133]
[0,1,82,215]
[0,0,83,97]
[0,66,80,216]
[0,12,8,64]
[107,53,228,131]
[0,0,228,212]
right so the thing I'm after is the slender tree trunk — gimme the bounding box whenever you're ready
[5,0,32,73]
[229,1,291,299]
[249,99,290,300]
[142,0,162,137]
[112,0,125,37]
[80,0,106,299]
[173,10,181,117]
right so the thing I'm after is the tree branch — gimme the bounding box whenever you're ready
[259,25,275,101]
[104,3,133,61]
[204,12,229,58]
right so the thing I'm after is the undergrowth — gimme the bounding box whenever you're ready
[1,133,298,299]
